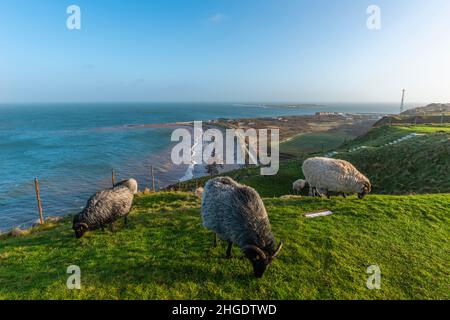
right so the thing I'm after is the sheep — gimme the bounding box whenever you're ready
[72,180,137,238]
[194,187,204,199]
[114,178,138,194]
[292,179,307,194]
[292,178,346,198]
[201,177,283,278]
[302,157,371,199]
[292,178,341,198]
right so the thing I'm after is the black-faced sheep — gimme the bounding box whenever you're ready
[72,180,138,238]
[201,177,283,278]
[302,157,371,199]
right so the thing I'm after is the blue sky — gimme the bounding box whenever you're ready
[1,0,449,103]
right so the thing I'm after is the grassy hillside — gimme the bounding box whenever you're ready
[336,125,450,194]
[279,122,375,158]
[280,132,351,158]
[1,192,449,300]
[374,115,450,127]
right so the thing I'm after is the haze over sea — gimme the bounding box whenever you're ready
[0,102,409,231]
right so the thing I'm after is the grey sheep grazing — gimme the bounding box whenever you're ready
[72,180,137,238]
[201,177,283,278]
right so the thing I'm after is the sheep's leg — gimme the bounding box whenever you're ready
[313,187,320,197]
[109,223,115,232]
[316,188,324,198]
[326,190,331,199]
[212,233,217,247]
[314,187,320,197]
[124,215,129,226]
[342,193,346,198]
[226,242,233,259]
[101,225,105,232]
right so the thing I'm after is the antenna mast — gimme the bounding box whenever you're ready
[400,89,406,114]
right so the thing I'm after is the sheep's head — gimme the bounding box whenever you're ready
[72,222,89,238]
[299,180,308,190]
[115,179,138,194]
[358,181,372,199]
[242,242,283,278]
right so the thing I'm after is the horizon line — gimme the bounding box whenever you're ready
[0,101,429,105]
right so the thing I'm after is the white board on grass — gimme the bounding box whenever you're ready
[305,210,333,218]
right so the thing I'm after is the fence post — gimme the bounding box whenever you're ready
[34,178,44,225]
[112,169,115,186]
[151,166,156,192]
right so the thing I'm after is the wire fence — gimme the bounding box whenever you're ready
[1,166,165,235]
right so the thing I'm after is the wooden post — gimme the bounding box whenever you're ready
[151,166,156,192]
[111,170,115,186]
[34,178,44,225]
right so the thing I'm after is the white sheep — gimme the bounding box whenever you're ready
[292,179,307,194]
[302,157,371,199]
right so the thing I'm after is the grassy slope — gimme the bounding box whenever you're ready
[280,132,352,158]
[337,125,450,194]
[1,192,449,300]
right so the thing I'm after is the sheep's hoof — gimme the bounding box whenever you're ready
[226,242,233,258]
[212,233,218,247]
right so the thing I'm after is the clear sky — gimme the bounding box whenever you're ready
[1,0,449,103]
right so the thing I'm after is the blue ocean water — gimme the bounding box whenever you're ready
[0,102,405,231]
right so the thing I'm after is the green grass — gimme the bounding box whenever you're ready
[341,125,450,149]
[337,133,450,194]
[334,125,450,194]
[280,132,352,157]
[1,192,449,300]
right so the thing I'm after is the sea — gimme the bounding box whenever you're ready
[0,102,411,231]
